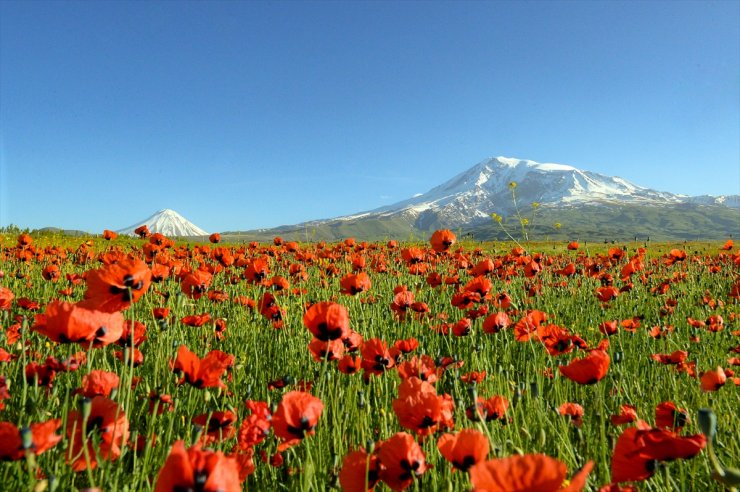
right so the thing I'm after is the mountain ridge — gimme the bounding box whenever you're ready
[228,156,738,241]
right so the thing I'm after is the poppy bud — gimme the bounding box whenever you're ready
[529,382,539,399]
[80,397,92,421]
[49,475,59,492]
[467,385,478,400]
[20,426,33,450]
[571,426,583,443]
[357,391,365,409]
[366,439,375,454]
[512,387,522,406]
[192,424,204,439]
[204,390,211,403]
[698,408,717,441]
[614,351,623,363]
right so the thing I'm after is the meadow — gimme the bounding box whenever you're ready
[0,229,737,491]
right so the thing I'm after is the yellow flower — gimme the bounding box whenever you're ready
[491,213,503,223]
[508,181,518,189]
[531,202,540,209]
[554,222,562,229]
[520,218,529,226]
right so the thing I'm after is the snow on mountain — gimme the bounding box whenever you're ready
[320,156,738,229]
[117,209,209,237]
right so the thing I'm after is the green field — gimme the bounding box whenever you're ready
[0,232,737,491]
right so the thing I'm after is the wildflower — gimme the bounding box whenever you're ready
[154,440,240,492]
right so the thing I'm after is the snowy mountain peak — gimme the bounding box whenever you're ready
[117,209,209,237]
[327,155,738,229]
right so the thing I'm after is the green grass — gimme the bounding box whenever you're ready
[0,234,737,491]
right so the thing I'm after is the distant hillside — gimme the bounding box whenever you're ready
[225,156,738,242]
[225,203,738,243]
[34,227,90,237]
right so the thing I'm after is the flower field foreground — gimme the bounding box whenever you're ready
[0,231,738,491]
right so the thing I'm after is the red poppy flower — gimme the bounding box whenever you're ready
[244,258,270,284]
[308,338,345,362]
[340,272,372,296]
[182,313,212,327]
[171,345,234,389]
[700,366,727,392]
[392,377,454,436]
[103,229,118,240]
[555,262,577,276]
[559,350,610,385]
[611,421,705,483]
[271,391,324,444]
[338,355,362,374]
[559,402,585,427]
[66,396,130,471]
[460,371,486,385]
[0,418,62,460]
[650,350,687,365]
[148,392,174,415]
[595,286,619,302]
[209,232,221,243]
[180,269,213,300]
[514,310,548,342]
[430,229,456,253]
[17,297,40,310]
[303,302,350,341]
[154,440,241,492]
[437,428,489,471]
[639,428,706,462]
[397,355,440,383]
[0,287,15,310]
[258,292,284,327]
[42,264,61,282]
[376,432,428,491]
[393,337,419,354]
[567,241,580,250]
[153,307,170,321]
[467,395,509,422]
[192,410,237,444]
[339,448,380,492]
[654,401,688,430]
[118,320,148,348]
[33,300,124,347]
[78,370,120,398]
[81,257,151,312]
[610,404,638,426]
[470,454,593,492]
[237,400,272,450]
[360,338,396,378]
[134,225,151,238]
[480,312,510,334]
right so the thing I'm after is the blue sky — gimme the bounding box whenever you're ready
[1,1,738,233]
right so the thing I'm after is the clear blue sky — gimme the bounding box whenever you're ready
[1,0,738,233]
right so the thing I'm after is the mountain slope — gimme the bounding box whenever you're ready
[118,209,209,237]
[334,156,735,229]
[229,156,738,242]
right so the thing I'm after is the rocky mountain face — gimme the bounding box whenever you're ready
[325,156,738,230]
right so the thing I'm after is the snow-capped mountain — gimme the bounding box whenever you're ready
[118,209,209,237]
[319,156,738,229]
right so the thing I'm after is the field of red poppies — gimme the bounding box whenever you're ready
[0,229,738,491]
